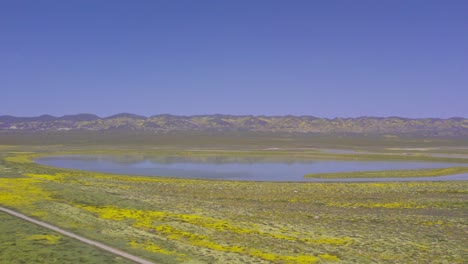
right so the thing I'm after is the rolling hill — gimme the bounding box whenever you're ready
[0,114,467,137]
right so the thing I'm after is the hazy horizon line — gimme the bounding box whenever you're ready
[1,113,466,120]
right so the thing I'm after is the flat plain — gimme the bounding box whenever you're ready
[0,211,134,264]
[0,135,467,263]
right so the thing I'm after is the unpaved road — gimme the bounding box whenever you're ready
[0,206,155,264]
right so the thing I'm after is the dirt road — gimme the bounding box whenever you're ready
[0,206,155,264]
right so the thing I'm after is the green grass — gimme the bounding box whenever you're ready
[1,130,467,148]
[0,212,134,264]
[304,166,468,178]
[1,147,467,263]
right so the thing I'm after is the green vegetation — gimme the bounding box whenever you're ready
[0,147,467,263]
[0,212,133,263]
[1,130,468,149]
[305,166,468,178]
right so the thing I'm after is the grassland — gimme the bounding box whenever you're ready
[1,131,467,149]
[0,212,134,263]
[0,146,467,263]
[305,166,468,179]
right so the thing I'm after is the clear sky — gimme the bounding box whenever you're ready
[1,0,467,118]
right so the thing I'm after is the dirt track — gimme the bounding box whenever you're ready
[0,206,155,264]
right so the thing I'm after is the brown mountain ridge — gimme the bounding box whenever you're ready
[0,114,467,137]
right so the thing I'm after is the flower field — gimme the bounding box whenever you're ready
[0,150,467,263]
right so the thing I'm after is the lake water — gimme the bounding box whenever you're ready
[35,155,468,182]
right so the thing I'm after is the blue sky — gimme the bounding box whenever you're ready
[1,0,467,118]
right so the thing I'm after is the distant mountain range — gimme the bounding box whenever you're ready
[0,113,467,137]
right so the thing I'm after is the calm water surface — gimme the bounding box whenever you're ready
[36,155,468,182]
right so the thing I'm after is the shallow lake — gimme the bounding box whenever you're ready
[36,155,468,182]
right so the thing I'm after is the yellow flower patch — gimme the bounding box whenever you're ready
[27,234,61,244]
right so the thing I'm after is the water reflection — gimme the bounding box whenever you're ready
[36,155,468,182]
[75,155,318,165]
